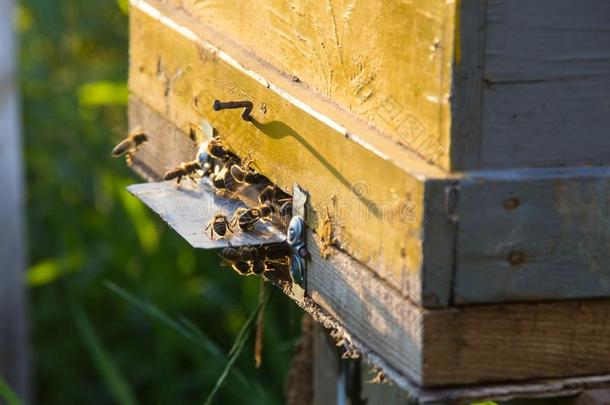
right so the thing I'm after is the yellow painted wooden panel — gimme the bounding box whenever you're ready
[128,1,450,301]
[162,0,456,170]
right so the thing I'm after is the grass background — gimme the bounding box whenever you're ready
[17,0,302,403]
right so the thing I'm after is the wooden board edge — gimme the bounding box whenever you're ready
[453,166,610,305]
[418,374,610,404]
[422,298,610,386]
[449,0,487,171]
[421,179,458,308]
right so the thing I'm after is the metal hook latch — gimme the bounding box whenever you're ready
[213,100,253,121]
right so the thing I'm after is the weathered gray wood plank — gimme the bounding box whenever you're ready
[454,167,610,304]
[421,179,457,307]
[481,76,610,169]
[424,299,610,386]
[0,0,28,400]
[485,0,610,82]
[306,231,424,385]
[450,0,486,171]
[480,0,610,169]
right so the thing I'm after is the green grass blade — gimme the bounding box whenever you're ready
[179,316,267,400]
[204,287,272,405]
[104,280,261,394]
[0,377,24,405]
[72,304,137,405]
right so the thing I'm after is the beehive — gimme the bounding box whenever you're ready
[125,0,610,402]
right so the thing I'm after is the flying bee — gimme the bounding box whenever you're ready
[164,160,202,184]
[207,137,232,160]
[230,157,265,185]
[231,204,274,232]
[204,213,233,239]
[112,130,148,166]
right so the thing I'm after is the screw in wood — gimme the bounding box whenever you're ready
[213,99,253,121]
[507,250,525,266]
[503,197,520,210]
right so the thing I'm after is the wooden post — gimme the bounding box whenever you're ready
[0,0,29,401]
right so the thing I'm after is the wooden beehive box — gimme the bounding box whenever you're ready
[125,0,610,402]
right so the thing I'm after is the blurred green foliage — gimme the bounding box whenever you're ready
[18,0,302,403]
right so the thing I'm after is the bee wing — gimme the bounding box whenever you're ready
[111,139,132,156]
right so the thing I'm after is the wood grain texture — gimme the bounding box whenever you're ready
[421,179,457,307]
[454,167,610,304]
[449,0,486,170]
[481,0,610,169]
[484,0,610,83]
[419,375,610,404]
[0,0,29,400]
[306,231,424,384]
[160,0,456,169]
[424,299,610,387]
[128,2,452,305]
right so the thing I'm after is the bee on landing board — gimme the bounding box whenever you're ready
[230,157,265,185]
[230,204,274,232]
[257,185,292,219]
[204,213,233,239]
[164,160,202,185]
[207,137,232,160]
[210,163,232,192]
[111,130,148,166]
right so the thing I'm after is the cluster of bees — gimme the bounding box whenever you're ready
[164,137,292,237]
[112,129,295,277]
[220,243,292,276]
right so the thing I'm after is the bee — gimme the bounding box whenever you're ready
[278,200,293,218]
[230,157,265,185]
[207,137,232,160]
[219,245,266,275]
[210,163,231,191]
[263,258,291,273]
[258,185,292,218]
[319,207,336,259]
[112,130,148,166]
[164,160,202,184]
[220,245,256,275]
[260,243,292,273]
[231,204,274,232]
[204,213,233,239]
[260,243,292,260]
